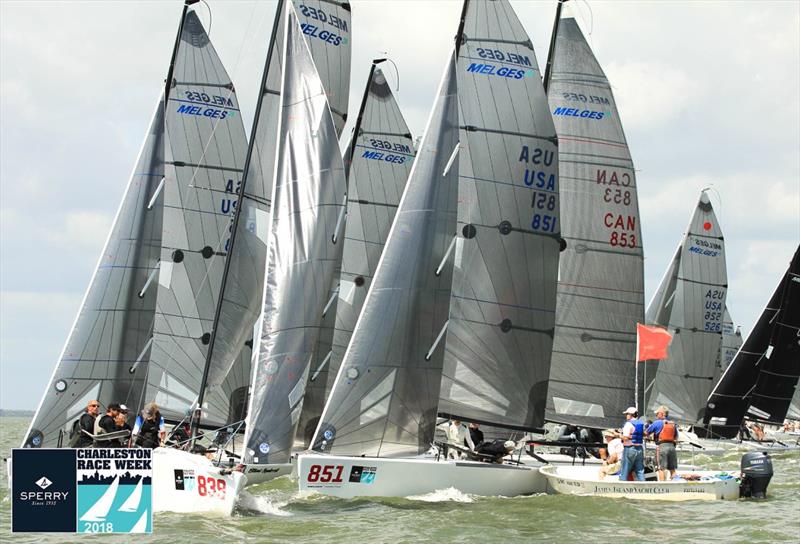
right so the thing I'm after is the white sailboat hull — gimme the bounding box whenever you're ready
[540,465,740,501]
[152,448,245,516]
[297,454,545,498]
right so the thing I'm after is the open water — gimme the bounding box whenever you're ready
[1,416,798,543]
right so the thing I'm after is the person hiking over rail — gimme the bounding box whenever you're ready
[619,407,645,481]
[646,405,679,481]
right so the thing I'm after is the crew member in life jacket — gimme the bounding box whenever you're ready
[619,407,645,481]
[646,405,679,481]
[131,402,166,448]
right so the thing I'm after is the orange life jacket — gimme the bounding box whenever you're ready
[659,420,677,443]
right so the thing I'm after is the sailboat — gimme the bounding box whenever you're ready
[233,4,346,487]
[299,0,560,498]
[118,476,144,512]
[697,245,799,441]
[199,0,351,440]
[541,1,644,433]
[80,476,120,522]
[296,61,416,448]
[20,0,248,516]
[642,190,728,424]
[715,306,743,384]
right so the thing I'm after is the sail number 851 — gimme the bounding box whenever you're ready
[531,214,557,232]
[307,464,344,483]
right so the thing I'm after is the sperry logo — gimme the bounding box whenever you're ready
[35,477,52,490]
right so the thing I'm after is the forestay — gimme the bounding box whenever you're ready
[242,8,346,465]
[297,66,415,445]
[312,52,460,458]
[208,0,352,426]
[543,12,644,430]
[700,246,799,437]
[23,97,165,448]
[144,10,248,425]
[438,0,560,431]
[643,192,727,424]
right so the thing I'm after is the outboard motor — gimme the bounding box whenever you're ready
[740,451,773,499]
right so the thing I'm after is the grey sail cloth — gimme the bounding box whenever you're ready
[714,306,742,383]
[210,0,352,425]
[312,51,460,458]
[700,246,800,436]
[643,191,727,424]
[242,8,347,465]
[295,67,416,446]
[543,15,644,430]
[145,10,248,425]
[23,98,165,448]
[439,0,560,431]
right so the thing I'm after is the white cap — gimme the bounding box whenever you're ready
[503,440,516,451]
[623,407,638,415]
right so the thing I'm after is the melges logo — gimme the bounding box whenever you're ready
[466,63,534,80]
[552,106,607,120]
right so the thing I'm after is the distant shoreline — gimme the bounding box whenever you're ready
[0,409,34,417]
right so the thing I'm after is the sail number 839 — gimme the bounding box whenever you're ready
[197,475,226,499]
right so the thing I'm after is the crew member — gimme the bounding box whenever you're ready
[437,419,475,459]
[646,405,678,481]
[132,402,166,448]
[619,407,645,481]
[75,400,100,448]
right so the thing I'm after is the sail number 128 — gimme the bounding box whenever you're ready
[307,464,344,483]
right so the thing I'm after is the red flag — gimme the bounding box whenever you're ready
[636,323,672,361]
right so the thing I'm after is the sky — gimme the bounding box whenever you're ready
[1,0,798,410]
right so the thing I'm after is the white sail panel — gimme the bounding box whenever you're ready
[297,66,416,445]
[543,14,645,429]
[439,0,560,431]
[242,8,346,465]
[145,10,248,425]
[313,52,460,458]
[645,191,727,424]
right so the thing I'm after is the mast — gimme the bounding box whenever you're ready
[344,60,383,178]
[189,0,286,446]
[454,0,470,55]
[543,0,567,93]
[164,0,200,103]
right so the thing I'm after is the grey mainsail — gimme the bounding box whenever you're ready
[22,98,165,448]
[643,191,727,424]
[144,10,248,425]
[312,51,460,458]
[205,0,352,426]
[296,65,415,445]
[242,7,346,465]
[438,0,560,431]
[542,11,644,430]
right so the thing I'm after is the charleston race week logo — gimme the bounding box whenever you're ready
[12,448,152,534]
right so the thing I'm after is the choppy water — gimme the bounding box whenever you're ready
[1,417,798,543]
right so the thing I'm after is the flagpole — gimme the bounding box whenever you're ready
[635,325,640,411]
